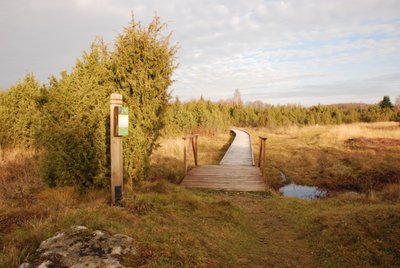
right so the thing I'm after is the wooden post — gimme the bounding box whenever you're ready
[195,136,198,165]
[110,93,123,205]
[258,137,263,168]
[183,137,189,175]
[262,138,266,173]
[183,135,199,176]
[191,135,198,166]
[259,136,267,176]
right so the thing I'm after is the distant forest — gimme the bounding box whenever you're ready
[164,90,400,135]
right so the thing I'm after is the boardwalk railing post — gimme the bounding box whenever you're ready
[258,136,267,176]
[191,135,198,166]
[183,137,188,176]
[183,134,199,176]
[258,137,263,168]
[195,136,198,165]
[263,138,266,173]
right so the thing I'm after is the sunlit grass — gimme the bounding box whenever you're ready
[246,122,400,197]
[1,123,400,267]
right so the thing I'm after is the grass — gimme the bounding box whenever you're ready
[1,122,400,267]
[0,149,43,205]
[246,122,400,197]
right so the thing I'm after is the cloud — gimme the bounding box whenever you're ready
[0,0,399,104]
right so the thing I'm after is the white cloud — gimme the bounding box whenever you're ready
[0,0,399,104]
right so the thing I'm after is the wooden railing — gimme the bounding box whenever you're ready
[258,136,267,176]
[183,134,199,176]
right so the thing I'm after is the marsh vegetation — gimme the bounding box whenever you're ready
[1,122,399,267]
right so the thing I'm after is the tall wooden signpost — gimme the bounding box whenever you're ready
[110,93,128,205]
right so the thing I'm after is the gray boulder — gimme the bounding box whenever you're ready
[19,226,136,268]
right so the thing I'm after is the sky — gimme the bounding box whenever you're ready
[0,0,399,105]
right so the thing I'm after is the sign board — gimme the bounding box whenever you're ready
[115,106,129,136]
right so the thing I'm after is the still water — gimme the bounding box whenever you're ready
[279,183,326,200]
[278,171,326,200]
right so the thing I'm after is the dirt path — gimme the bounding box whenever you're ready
[227,194,318,267]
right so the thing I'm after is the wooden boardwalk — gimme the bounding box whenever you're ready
[181,129,265,192]
[220,129,254,166]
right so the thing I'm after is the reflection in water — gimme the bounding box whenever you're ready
[279,183,326,200]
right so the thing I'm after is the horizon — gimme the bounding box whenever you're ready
[169,94,384,107]
[1,0,399,105]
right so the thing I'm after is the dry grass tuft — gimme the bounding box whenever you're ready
[0,149,44,205]
[380,183,400,202]
[345,137,400,148]
[36,187,79,208]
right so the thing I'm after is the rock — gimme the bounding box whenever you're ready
[111,246,123,255]
[19,226,136,268]
[38,260,53,268]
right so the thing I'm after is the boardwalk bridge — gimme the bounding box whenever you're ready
[181,129,267,192]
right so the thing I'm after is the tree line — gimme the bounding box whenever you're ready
[163,93,400,136]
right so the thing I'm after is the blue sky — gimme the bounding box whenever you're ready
[0,0,399,105]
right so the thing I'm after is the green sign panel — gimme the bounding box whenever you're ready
[117,106,129,136]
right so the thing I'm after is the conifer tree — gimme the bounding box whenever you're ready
[38,16,177,188]
[39,40,114,188]
[379,96,394,110]
[0,73,42,148]
[111,16,177,183]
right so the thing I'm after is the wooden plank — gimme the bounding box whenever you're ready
[181,165,265,192]
[219,129,254,166]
